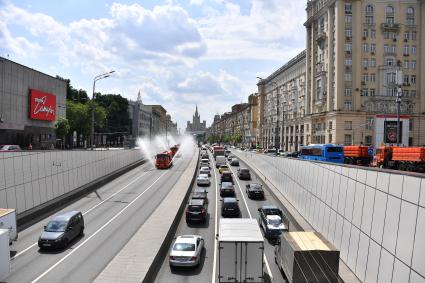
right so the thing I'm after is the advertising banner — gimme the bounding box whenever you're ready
[29,89,56,121]
[384,121,402,144]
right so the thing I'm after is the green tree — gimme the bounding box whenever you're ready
[55,117,70,148]
[56,76,89,103]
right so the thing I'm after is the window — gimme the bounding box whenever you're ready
[386,6,394,14]
[404,45,409,55]
[345,58,352,66]
[370,58,376,67]
[363,59,368,68]
[411,75,416,84]
[385,58,395,66]
[344,134,352,145]
[384,44,389,53]
[411,90,416,97]
[345,29,352,38]
[412,46,416,55]
[365,136,372,146]
[345,15,352,23]
[403,75,409,85]
[362,88,369,96]
[366,4,373,13]
[412,31,417,41]
[386,72,396,84]
[363,29,368,38]
[409,118,414,131]
[370,88,376,96]
[386,16,394,25]
[362,73,368,82]
[365,16,374,25]
[404,60,410,69]
[384,32,389,39]
[411,60,416,69]
[345,72,352,81]
[407,7,415,25]
[404,31,409,40]
[363,43,368,52]
[345,3,352,14]
[344,87,352,97]
[370,73,376,82]
[371,29,376,38]
[370,43,376,53]
[344,101,352,111]
[329,121,333,130]
[316,78,322,100]
[407,7,415,16]
[345,43,352,52]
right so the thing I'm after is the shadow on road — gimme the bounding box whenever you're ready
[169,248,207,276]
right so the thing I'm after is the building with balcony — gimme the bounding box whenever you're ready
[305,0,425,146]
[257,50,307,151]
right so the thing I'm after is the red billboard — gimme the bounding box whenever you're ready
[29,89,56,121]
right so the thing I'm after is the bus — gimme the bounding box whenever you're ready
[299,144,344,164]
[155,151,173,169]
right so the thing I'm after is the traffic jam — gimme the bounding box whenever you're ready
[161,144,340,283]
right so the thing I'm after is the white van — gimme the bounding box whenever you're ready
[215,156,227,168]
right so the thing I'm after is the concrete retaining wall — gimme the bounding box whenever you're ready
[235,151,425,283]
[0,150,143,216]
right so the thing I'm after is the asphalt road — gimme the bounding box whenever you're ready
[155,149,301,283]
[5,148,195,283]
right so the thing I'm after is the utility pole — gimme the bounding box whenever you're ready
[396,63,403,146]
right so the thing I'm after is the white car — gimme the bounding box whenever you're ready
[197,174,210,186]
[169,235,204,267]
[260,215,287,238]
[199,166,211,176]
[200,158,210,168]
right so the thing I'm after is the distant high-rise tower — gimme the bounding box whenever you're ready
[186,105,207,134]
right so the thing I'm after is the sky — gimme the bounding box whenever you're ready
[0,0,306,132]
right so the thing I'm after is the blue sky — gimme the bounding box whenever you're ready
[0,0,306,131]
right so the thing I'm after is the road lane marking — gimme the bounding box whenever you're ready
[31,170,169,283]
[211,152,219,283]
[11,168,151,260]
[228,161,274,281]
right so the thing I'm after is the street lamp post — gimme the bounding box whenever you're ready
[396,65,403,146]
[91,70,115,149]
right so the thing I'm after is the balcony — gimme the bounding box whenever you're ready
[380,22,401,32]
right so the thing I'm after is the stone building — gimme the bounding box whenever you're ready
[186,105,207,134]
[305,0,425,146]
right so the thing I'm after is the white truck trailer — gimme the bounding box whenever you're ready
[218,218,264,283]
[0,209,18,244]
[0,229,11,281]
[274,231,340,283]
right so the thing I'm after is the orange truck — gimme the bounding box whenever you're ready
[155,151,173,169]
[344,146,372,166]
[372,146,425,173]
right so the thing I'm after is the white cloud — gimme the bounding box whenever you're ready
[190,0,204,5]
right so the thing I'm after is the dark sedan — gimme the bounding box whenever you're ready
[246,183,265,199]
[220,182,235,197]
[237,168,251,180]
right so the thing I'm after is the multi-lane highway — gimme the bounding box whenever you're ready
[5,148,195,283]
[155,149,302,283]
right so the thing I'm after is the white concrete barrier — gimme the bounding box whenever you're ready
[235,151,425,283]
[0,150,143,216]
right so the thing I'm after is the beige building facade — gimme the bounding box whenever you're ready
[257,50,307,151]
[305,0,425,146]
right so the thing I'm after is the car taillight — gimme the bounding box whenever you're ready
[191,256,197,261]
[170,256,175,260]
[201,208,205,214]
[185,208,189,215]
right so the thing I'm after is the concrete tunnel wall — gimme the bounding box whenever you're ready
[0,150,143,215]
[236,151,425,283]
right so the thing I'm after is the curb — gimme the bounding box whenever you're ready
[17,159,146,231]
[142,150,199,283]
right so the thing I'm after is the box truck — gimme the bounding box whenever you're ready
[0,229,11,281]
[274,231,340,283]
[218,218,264,283]
[0,209,18,244]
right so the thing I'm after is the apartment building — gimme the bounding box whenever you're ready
[257,50,307,151]
[305,0,425,146]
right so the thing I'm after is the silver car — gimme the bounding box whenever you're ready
[169,235,204,267]
[197,174,210,186]
[199,166,211,176]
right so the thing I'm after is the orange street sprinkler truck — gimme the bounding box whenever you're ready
[155,151,173,169]
[372,146,425,173]
[170,145,179,157]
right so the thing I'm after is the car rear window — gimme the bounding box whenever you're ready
[240,169,249,173]
[189,205,203,212]
[173,243,195,251]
